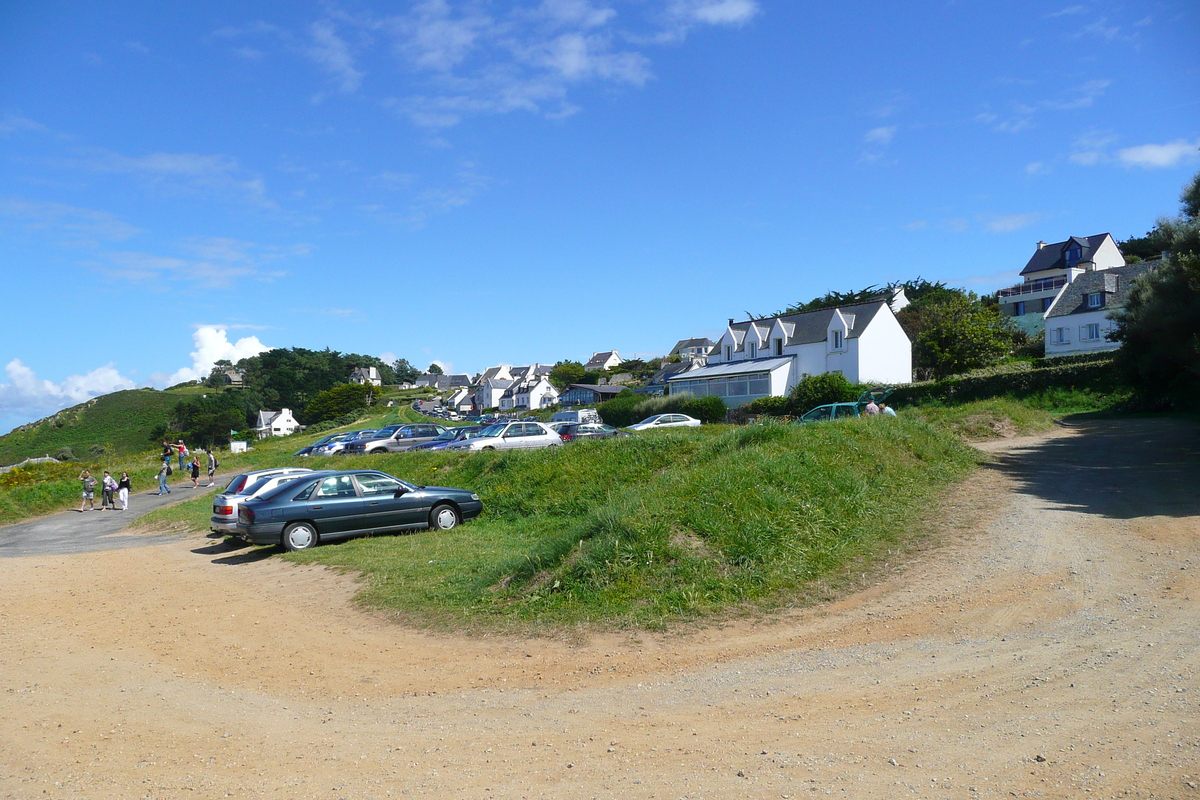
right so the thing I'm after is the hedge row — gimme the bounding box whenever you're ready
[598,392,727,427]
[890,358,1119,406]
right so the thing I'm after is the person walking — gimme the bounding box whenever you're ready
[177,439,188,472]
[189,455,201,488]
[78,470,97,512]
[100,470,118,510]
[205,448,218,487]
[157,461,172,495]
[117,472,132,511]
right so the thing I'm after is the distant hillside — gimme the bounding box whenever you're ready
[0,389,182,466]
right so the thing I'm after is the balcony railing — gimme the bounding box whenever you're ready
[997,276,1066,299]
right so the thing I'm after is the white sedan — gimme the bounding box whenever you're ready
[627,413,702,431]
[445,421,563,451]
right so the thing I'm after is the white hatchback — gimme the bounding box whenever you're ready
[627,413,702,431]
[445,421,563,452]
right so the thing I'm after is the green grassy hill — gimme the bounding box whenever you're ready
[0,389,184,466]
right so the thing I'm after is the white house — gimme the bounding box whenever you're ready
[349,366,382,386]
[997,234,1126,337]
[499,375,560,411]
[1044,261,1157,357]
[253,408,301,438]
[445,385,474,413]
[669,338,715,363]
[667,301,912,407]
[584,350,622,371]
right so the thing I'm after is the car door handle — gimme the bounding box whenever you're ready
[311,505,323,510]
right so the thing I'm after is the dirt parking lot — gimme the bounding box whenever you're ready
[2,417,1199,799]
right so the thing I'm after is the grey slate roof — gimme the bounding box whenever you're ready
[670,337,715,355]
[564,383,626,396]
[1021,233,1115,276]
[727,301,888,351]
[650,361,693,384]
[255,410,278,428]
[1045,262,1157,319]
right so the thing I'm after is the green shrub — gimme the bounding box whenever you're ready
[53,446,75,461]
[743,396,790,416]
[786,373,860,413]
[598,391,727,427]
[891,357,1120,406]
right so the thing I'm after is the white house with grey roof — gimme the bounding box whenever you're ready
[997,234,1126,337]
[584,351,622,371]
[667,301,911,407]
[1044,261,1157,357]
[252,408,300,438]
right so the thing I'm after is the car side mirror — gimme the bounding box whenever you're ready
[393,487,408,498]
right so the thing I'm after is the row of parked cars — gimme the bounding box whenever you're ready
[295,412,705,458]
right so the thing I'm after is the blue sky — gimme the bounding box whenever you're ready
[1,0,1197,435]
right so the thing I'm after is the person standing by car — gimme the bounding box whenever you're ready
[879,402,897,417]
[205,448,218,487]
[100,470,118,510]
[78,470,97,512]
[189,455,201,488]
[117,472,132,510]
[157,461,172,495]
[864,398,880,416]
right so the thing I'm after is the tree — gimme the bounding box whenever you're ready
[303,383,381,424]
[1109,169,1200,407]
[548,360,585,389]
[427,363,444,375]
[391,358,420,384]
[896,288,1015,380]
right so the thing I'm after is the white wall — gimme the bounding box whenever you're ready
[854,308,913,384]
[1045,311,1119,356]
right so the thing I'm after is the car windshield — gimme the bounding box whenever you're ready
[223,474,250,494]
[242,476,279,496]
[376,426,402,436]
[459,427,484,439]
[432,430,458,441]
[476,424,505,438]
[635,416,662,426]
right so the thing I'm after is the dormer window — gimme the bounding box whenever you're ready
[725,344,733,361]
[1086,292,1103,309]
[748,341,757,359]
[773,338,783,356]
[831,330,843,350]
[1065,245,1082,268]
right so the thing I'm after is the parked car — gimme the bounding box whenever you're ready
[236,469,483,551]
[444,421,563,452]
[796,387,895,424]
[557,422,631,442]
[627,414,702,431]
[407,426,485,452]
[342,423,448,455]
[551,408,600,424]
[210,467,314,535]
[309,430,378,456]
[294,433,349,457]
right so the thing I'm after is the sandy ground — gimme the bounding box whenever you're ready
[1,417,1198,799]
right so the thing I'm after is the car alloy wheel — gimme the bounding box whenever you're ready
[429,503,459,531]
[282,522,318,551]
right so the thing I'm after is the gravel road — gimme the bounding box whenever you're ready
[0,417,1197,799]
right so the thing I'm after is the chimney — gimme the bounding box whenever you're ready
[728,318,735,327]
[1036,241,1046,250]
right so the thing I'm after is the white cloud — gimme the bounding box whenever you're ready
[864,126,896,145]
[1024,161,1048,176]
[0,359,136,429]
[1069,129,1118,165]
[0,199,141,244]
[0,114,46,135]
[1047,5,1087,17]
[982,212,1041,233]
[307,20,364,92]
[1118,139,1200,169]
[163,326,271,385]
[1042,79,1110,110]
[92,237,309,288]
[66,149,273,208]
[670,0,760,26]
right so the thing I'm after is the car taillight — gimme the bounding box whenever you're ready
[240,506,255,523]
[560,434,568,441]
[217,505,233,515]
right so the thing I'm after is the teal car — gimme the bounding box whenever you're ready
[796,386,894,423]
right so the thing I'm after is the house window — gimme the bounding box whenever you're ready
[1050,327,1070,345]
[1042,296,1055,312]
[1013,301,1026,316]
[748,342,757,359]
[725,345,733,361]
[1086,292,1103,309]
[773,338,783,356]
[1082,323,1101,341]
[831,330,843,350]
[1066,245,1082,267]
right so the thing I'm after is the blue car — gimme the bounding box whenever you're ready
[406,426,485,452]
[235,469,483,551]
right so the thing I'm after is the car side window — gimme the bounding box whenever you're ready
[525,423,544,436]
[835,406,856,419]
[356,474,405,496]
[316,475,357,498]
[291,480,319,501]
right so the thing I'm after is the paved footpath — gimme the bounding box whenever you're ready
[0,475,227,558]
